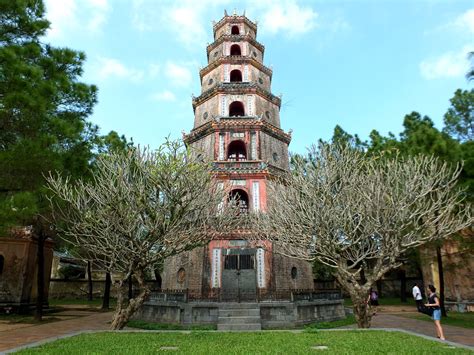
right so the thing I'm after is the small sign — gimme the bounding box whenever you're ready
[257,248,265,288]
[212,248,221,288]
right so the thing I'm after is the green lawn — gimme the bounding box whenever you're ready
[305,315,356,329]
[400,312,474,329]
[16,331,470,354]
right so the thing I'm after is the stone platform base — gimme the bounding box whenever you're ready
[133,299,345,329]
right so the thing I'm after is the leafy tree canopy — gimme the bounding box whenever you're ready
[0,0,128,233]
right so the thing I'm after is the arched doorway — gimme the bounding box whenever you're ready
[229,101,245,116]
[227,140,246,161]
[230,44,241,56]
[231,25,240,35]
[230,69,242,82]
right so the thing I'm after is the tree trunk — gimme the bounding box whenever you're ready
[35,229,45,322]
[128,274,133,301]
[436,246,447,317]
[87,261,93,302]
[110,269,150,330]
[399,269,407,303]
[351,291,372,328]
[102,272,111,310]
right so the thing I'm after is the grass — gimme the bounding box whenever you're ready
[399,312,474,329]
[16,331,470,354]
[127,320,217,330]
[305,315,356,329]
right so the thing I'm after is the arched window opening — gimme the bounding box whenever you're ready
[229,101,245,117]
[231,26,240,35]
[230,69,242,82]
[227,140,247,161]
[229,189,249,214]
[230,44,241,56]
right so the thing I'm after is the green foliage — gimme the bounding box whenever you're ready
[312,260,334,280]
[399,112,460,161]
[15,331,471,354]
[443,89,474,143]
[0,0,131,234]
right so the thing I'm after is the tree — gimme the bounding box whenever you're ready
[0,0,101,320]
[443,89,474,144]
[47,141,237,330]
[252,144,471,328]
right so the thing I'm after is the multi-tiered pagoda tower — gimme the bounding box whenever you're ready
[162,12,313,301]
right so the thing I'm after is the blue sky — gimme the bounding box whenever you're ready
[43,0,473,154]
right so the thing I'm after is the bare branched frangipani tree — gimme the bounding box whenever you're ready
[251,144,472,328]
[47,140,237,329]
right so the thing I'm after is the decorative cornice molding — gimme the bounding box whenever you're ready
[192,82,281,109]
[207,34,264,57]
[183,119,291,145]
[213,16,257,37]
[200,56,272,80]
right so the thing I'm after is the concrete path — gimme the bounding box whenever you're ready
[344,312,474,348]
[0,310,112,352]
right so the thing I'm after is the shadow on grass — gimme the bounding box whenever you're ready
[126,320,217,331]
[304,315,356,330]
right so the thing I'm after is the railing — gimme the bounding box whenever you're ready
[212,161,267,171]
[290,289,342,302]
[144,288,342,303]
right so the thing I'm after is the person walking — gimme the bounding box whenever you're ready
[425,284,445,340]
[367,288,379,315]
[412,283,423,311]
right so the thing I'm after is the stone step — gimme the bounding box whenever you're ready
[219,308,260,317]
[217,323,262,331]
[218,316,261,324]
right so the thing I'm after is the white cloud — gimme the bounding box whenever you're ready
[251,0,318,37]
[131,0,229,47]
[420,45,473,80]
[96,57,144,82]
[45,0,77,38]
[151,90,177,102]
[453,9,474,34]
[148,64,161,78]
[44,0,110,38]
[164,62,193,87]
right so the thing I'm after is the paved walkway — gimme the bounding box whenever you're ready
[0,310,112,352]
[344,312,474,348]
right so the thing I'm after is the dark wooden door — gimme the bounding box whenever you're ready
[221,251,256,302]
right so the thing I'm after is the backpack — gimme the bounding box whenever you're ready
[418,304,433,317]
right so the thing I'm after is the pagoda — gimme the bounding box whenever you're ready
[161,11,313,301]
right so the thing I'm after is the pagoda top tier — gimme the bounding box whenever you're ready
[212,10,258,40]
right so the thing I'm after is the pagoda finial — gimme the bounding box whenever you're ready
[224,9,228,16]
[233,8,237,16]
[243,10,246,17]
